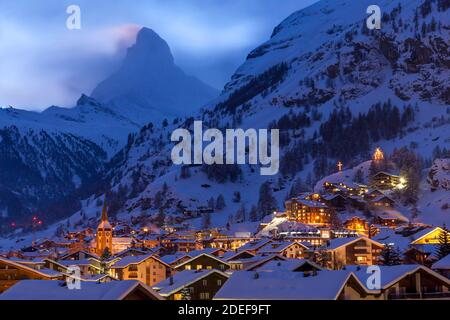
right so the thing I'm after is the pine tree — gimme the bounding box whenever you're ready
[207,197,215,210]
[257,182,278,218]
[436,224,450,260]
[235,204,246,223]
[381,244,402,265]
[201,212,212,230]
[249,205,258,222]
[216,194,226,210]
[101,247,111,260]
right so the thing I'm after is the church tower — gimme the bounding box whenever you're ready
[96,199,112,256]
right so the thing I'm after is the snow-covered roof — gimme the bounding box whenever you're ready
[111,253,169,269]
[255,259,323,272]
[432,254,450,270]
[349,265,450,290]
[153,269,229,296]
[174,253,229,269]
[214,270,370,300]
[0,257,62,278]
[0,280,163,300]
[324,236,383,250]
[159,254,189,265]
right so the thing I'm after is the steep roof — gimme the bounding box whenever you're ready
[0,280,163,300]
[213,270,370,300]
[432,254,450,270]
[324,236,383,250]
[153,269,229,296]
[350,265,450,290]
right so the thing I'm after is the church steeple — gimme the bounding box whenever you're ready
[96,196,112,256]
[101,198,108,222]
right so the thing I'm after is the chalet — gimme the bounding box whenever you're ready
[352,265,450,299]
[237,239,273,255]
[257,241,308,259]
[59,250,100,261]
[279,230,327,247]
[285,198,334,225]
[370,172,402,190]
[109,253,171,286]
[343,217,369,236]
[46,258,102,276]
[221,251,256,270]
[410,227,449,245]
[255,259,323,274]
[174,253,230,272]
[369,195,396,207]
[153,269,229,300]
[404,247,430,265]
[374,210,409,227]
[176,239,203,253]
[323,182,368,197]
[209,236,254,251]
[0,280,163,300]
[0,257,63,293]
[432,254,450,279]
[159,254,191,268]
[113,248,148,259]
[322,194,347,211]
[245,254,287,271]
[214,270,380,300]
[364,189,384,200]
[321,237,384,269]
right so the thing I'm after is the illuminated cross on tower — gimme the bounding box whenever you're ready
[373,147,384,161]
[337,161,343,172]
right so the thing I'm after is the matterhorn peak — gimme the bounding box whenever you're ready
[125,27,174,68]
[91,27,218,120]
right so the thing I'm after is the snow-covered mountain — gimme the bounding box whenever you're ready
[91,27,219,120]
[47,0,447,233]
[0,28,220,228]
[0,126,106,224]
[0,0,448,243]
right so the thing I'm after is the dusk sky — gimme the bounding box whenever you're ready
[0,0,318,110]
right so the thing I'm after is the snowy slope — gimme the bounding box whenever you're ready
[1,0,448,244]
[66,0,449,229]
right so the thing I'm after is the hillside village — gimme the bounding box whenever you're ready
[1,148,449,300]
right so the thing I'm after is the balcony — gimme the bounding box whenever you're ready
[388,292,450,300]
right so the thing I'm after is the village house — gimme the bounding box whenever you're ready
[369,194,396,207]
[254,259,323,274]
[432,254,450,279]
[153,269,229,300]
[370,172,402,190]
[323,182,368,197]
[0,257,63,293]
[213,270,381,300]
[236,239,274,255]
[285,198,334,225]
[343,217,370,236]
[109,253,172,286]
[0,280,163,300]
[174,253,230,272]
[321,236,384,269]
[352,265,450,299]
[257,241,308,259]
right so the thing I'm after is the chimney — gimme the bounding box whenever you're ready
[169,276,174,286]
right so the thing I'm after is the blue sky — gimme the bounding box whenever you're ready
[0,0,317,110]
